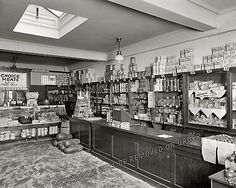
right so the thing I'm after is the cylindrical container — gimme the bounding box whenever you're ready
[37,128,41,136]
[44,128,48,135]
[0,133,4,141]
[32,128,36,137]
[5,131,10,140]
[21,130,26,138]
[10,132,15,140]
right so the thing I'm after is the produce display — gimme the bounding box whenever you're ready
[53,133,83,154]
[39,112,61,122]
[56,133,73,141]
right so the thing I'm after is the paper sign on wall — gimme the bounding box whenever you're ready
[0,72,27,90]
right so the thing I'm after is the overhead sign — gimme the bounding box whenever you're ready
[0,72,27,90]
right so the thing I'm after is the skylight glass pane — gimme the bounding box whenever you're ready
[48,8,64,17]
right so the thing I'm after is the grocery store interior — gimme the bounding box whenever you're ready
[1,0,236,188]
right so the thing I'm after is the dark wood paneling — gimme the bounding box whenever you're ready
[80,121,91,148]
[175,150,223,188]
[137,141,172,183]
[70,119,224,188]
[113,133,136,167]
[92,126,113,156]
[70,118,91,150]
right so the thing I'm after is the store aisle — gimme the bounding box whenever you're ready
[0,140,164,188]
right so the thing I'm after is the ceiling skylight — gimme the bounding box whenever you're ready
[13,4,88,39]
[47,8,64,18]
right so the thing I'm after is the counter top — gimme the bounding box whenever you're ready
[73,118,201,149]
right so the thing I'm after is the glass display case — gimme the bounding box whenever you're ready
[0,105,65,143]
[188,71,227,128]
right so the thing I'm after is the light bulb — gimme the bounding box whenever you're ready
[115,50,124,62]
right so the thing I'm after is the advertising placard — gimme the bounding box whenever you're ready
[0,72,27,90]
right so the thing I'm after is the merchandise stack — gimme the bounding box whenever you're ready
[178,48,194,73]
[75,68,98,84]
[105,64,118,81]
[56,73,70,86]
[128,57,138,79]
[53,133,83,154]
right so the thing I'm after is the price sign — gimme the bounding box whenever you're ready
[172,71,177,77]
[151,75,155,78]
[0,72,27,90]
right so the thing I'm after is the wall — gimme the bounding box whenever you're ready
[0,61,68,72]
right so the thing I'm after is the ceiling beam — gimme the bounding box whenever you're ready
[0,38,108,61]
[107,0,218,31]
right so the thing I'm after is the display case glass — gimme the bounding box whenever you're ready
[188,71,227,128]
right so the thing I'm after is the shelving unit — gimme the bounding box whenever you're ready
[152,75,183,127]
[0,105,64,143]
[75,64,236,136]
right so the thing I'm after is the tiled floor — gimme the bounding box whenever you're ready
[0,140,164,188]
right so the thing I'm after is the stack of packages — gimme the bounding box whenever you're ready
[105,64,118,81]
[128,57,138,79]
[178,48,194,73]
[52,133,83,154]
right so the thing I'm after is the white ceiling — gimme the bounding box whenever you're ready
[0,0,186,53]
[0,0,235,61]
[189,0,236,14]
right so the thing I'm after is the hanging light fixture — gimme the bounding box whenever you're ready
[115,37,124,62]
[11,56,17,69]
[36,7,39,19]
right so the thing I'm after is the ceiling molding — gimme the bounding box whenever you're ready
[189,0,236,15]
[189,0,221,14]
[107,0,218,31]
[0,38,108,61]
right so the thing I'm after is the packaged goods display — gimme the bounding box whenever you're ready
[75,68,98,84]
[138,79,150,92]
[89,84,97,113]
[112,94,128,106]
[128,57,138,79]
[153,56,178,75]
[189,78,227,127]
[74,41,236,132]
[178,48,194,73]
[202,42,236,70]
[112,82,128,93]
[105,64,118,81]
[97,83,111,115]
[117,64,126,80]
[154,77,182,92]
[56,73,70,86]
[131,92,149,120]
[46,85,76,105]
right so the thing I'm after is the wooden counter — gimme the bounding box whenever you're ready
[70,118,224,188]
[209,170,232,188]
